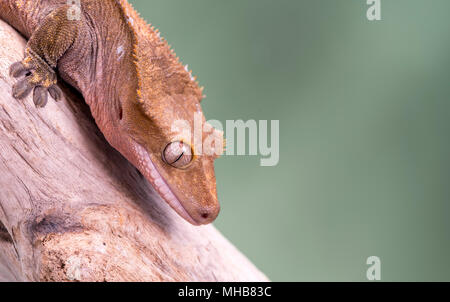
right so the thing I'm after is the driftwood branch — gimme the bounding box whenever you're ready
[0,19,267,282]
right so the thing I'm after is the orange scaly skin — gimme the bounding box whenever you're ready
[0,0,223,225]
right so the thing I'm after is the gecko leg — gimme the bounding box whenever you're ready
[9,6,79,107]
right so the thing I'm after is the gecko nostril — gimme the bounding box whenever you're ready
[201,213,209,219]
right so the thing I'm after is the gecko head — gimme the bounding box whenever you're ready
[111,90,223,226]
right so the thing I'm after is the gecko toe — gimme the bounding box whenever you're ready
[12,77,34,99]
[48,85,63,101]
[9,62,30,78]
[33,86,48,108]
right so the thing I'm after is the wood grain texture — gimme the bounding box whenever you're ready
[0,19,268,282]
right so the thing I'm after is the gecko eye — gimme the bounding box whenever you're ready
[162,141,193,168]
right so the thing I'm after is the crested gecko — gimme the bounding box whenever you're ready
[0,0,223,225]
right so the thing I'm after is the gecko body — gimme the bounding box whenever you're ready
[0,0,222,225]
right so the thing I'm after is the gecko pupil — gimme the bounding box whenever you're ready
[162,141,193,168]
[171,152,184,164]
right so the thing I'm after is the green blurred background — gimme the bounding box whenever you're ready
[130,0,450,281]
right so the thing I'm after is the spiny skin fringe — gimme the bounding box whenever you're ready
[117,0,204,119]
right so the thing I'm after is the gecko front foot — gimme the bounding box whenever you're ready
[9,49,63,108]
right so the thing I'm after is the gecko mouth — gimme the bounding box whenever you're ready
[131,141,200,225]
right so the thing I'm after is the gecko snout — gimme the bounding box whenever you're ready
[191,205,220,225]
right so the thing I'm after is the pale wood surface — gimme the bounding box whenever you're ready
[0,19,268,282]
